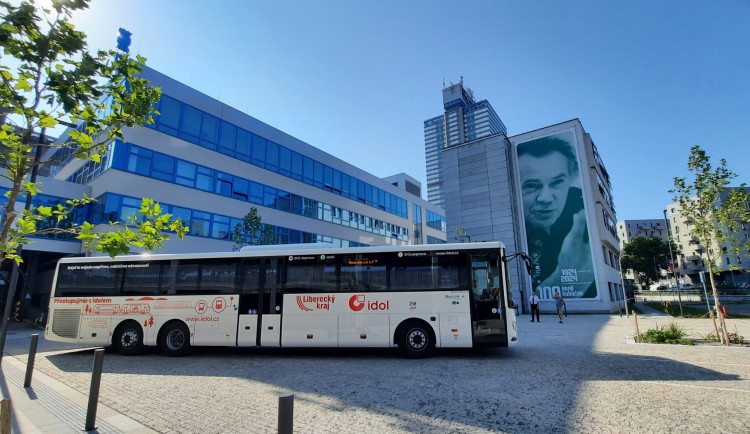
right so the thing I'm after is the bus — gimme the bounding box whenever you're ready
[46,242,517,358]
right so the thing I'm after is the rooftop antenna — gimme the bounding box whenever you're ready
[459,70,463,86]
[442,77,445,88]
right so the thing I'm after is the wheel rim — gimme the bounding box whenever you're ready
[407,328,427,351]
[121,329,139,349]
[166,328,186,351]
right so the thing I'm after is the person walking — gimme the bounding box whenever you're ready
[529,290,540,322]
[553,292,566,323]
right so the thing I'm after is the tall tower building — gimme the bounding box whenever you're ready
[424,78,506,208]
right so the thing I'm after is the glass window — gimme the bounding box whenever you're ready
[323,165,333,189]
[157,96,181,132]
[127,154,150,176]
[196,166,214,191]
[122,262,169,296]
[291,152,303,181]
[251,134,266,166]
[176,160,196,179]
[152,153,174,179]
[333,170,341,193]
[170,206,191,224]
[279,146,291,176]
[232,178,249,200]
[191,212,210,237]
[340,254,387,291]
[200,259,238,294]
[236,128,251,159]
[303,156,314,184]
[175,262,200,294]
[200,113,219,146]
[313,161,324,187]
[249,182,263,204]
[54,263,123,297]
[342,173,350,197]
[211,215,230,240]
[180,105,202,141]
[286,260,339,292]
[219,121,236,155]
[263,186,277,208]
[266,140,279,171]
[277,191,291,212]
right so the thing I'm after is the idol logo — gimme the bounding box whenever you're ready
[348,294,389,312]
[349,295,365,311]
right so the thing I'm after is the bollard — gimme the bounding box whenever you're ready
[633,311,640,343]
[24,334,39,387]
[85,349,105,431]
[1,398,9,434]
[278,394,294,434]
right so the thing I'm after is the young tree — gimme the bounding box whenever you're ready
[0,0,187,263]
[670,145,750,344]
[232,207,275,250]
[620,236,674,290]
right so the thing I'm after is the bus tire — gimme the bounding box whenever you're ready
[159,321,191,357]
[397,320,434,359]
[113,320,144,356]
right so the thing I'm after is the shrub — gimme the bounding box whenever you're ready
[638,322,694,345]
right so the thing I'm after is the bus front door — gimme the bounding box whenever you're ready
[471,254,506,346]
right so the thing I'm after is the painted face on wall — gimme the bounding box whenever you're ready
[518,151,572,233]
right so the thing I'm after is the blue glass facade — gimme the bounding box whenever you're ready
[89,192,367,248]
[426,209,446,232]
[67,141,410,242]
[144,94,408,219]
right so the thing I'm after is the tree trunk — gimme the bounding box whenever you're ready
[708,270,730,345]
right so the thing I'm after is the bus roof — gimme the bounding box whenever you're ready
[57,241,506,264]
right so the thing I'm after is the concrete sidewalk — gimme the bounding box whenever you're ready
[0,352,155,433]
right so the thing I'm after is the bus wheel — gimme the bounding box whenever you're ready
[113,321,144,356]
[159,322,191,357]
[397,320,434,359]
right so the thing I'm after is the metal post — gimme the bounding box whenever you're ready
[0,398,9,434]
[618,254,629,317]
[85,349,105,431]
[278,394,294,434]
[24,334,39,387]
[663,210,683,316]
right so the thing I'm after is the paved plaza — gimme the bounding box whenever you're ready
[1,310,749,433]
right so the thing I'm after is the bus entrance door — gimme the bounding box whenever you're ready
[259,259,282,347]
[471,254,505,346]
[237,259,281,347]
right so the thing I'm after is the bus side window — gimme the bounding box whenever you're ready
[200,259,239,294]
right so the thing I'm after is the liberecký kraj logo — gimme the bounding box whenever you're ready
[296,295,335,311]
[348,294,390,312]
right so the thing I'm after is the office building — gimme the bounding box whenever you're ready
[433,81,623,312]
[2,67,447,320]
[424,78,506,208]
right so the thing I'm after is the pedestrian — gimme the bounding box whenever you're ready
[553,292,565,323]
[529,290,540,322]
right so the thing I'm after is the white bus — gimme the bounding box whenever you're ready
[46,242,517,358]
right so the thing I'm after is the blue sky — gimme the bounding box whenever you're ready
[71,0,750,221]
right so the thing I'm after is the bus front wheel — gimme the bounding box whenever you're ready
[397,320,434,359]
[159,322,191,357]
[113,321,144,356]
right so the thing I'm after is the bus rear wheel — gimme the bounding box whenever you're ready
[397,320,434,359]
[113,321,144,356]
[159,322,191,357]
